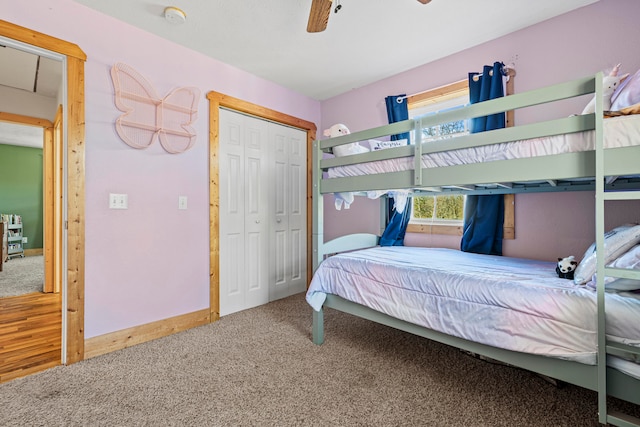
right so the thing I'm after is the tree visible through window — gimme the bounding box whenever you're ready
[413,195,465,223]
[418,105,468,142]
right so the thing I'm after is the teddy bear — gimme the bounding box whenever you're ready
[323,124,369,210]
[556,256,578,280]
[582,64,630,115]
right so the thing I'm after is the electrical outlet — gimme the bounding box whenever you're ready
[109,193,128,209]
[178,196,188,210]
[22,237,27,244]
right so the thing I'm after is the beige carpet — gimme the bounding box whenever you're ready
[1,292,638,426]
[0,255,43,297]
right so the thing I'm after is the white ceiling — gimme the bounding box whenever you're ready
[73,0,598,101]
[0,45,61,149]
[0,45,61,98]
[0,121,43,149]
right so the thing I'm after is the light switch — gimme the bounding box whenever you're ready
[109,193,128,209]
[178,196,188,210]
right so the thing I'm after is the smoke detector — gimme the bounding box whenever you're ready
[164,6,186,24]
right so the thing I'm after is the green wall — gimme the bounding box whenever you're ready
[0,144,43,250]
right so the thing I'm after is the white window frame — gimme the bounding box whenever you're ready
[410,194,466,227]
[407,80,469,234]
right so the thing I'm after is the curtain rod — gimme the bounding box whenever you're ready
[395,63,516,103]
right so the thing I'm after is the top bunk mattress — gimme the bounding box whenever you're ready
[306,246,640,365]
[327,115,640,179]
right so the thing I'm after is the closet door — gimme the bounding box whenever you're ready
[219,109,270,316]
[270,125,307,300]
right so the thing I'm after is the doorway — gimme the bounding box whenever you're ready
[0,117,51,297]
[0,20,86,379]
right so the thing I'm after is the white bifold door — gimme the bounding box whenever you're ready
[219,108,307,316]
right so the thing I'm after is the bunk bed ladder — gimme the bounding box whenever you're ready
[594,72,640,427]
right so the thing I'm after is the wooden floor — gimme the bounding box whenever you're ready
[0,292,61,383]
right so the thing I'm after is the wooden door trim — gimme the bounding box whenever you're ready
[0,20,86,61]
[206,92,317,321]
[52,105,63,294]
[0,112,52,127]
[43,122,54,293]
[0,112,55,292]
[0,20,86,364]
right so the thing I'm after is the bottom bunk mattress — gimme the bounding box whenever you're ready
[306,247,640,367]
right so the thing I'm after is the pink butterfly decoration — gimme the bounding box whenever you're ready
[110,63,200,154]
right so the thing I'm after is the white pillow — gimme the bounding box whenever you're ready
[333,142,369,157]
[368,138,407,151]
[574,223,640,285]
[585,244,640,291]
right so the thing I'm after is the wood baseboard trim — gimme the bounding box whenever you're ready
[24,248,44,256]
[84,308,211,359]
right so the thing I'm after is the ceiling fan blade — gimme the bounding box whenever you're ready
[307,0,333,33]
[417,0,432,4]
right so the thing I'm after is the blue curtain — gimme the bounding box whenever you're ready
[385,95,410,142]
[380,95,412,246]
[379,198,413,246]
[461,62,506,255]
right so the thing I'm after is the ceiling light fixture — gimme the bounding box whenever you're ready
[164,6,187,24]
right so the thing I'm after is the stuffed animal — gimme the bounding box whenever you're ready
[556,256,578,280]
[323,124,369,210]
[324,124,369,157]
[582,64,630,115]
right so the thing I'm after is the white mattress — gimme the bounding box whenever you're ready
[327,115,640,179]
[306,247,640,373]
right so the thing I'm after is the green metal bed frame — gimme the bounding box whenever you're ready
[311,73,640,426]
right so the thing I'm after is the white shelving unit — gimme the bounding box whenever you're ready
[6,222,24,260]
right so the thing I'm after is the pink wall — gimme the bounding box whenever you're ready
[320,0,640,261]
[4,0,640,340]
[3,0,321,338]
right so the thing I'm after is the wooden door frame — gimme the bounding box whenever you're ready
[206,92,317,321]
[0,112,55,291]
[0,20,86,364]
[52,105,64,294]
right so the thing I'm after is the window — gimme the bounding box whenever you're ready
[407,80,468,235]
[412,194,465,224]
[409,81,469,143]
[405,80,515,239]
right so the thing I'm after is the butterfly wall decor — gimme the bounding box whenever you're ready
[110,62,200,154]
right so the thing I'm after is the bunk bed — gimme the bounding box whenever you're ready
[308,73,640,426]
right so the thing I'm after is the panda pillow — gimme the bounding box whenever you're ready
[574,223,640,285]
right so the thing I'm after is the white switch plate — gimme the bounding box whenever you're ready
[109,193,128,209]
[178,196,188,210]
